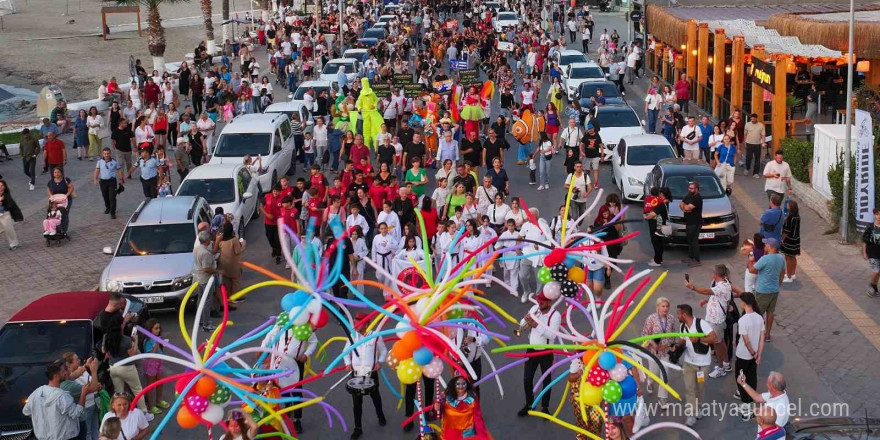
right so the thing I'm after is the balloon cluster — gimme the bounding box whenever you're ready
[580,351,639,418]
[537,258,584,300]
[278,289,331,337]
[175,377,229,428]
[388,329,445,384]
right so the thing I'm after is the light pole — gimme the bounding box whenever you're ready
[841,0,855,241]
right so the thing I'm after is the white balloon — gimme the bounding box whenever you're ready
[307,298,322,314]
[289,306,310,325]
[201,403,224,425]
[395,319,411,339]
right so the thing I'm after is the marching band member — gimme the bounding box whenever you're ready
[516,291,561,418]
[344,313,388,439]
[260,317,318,434]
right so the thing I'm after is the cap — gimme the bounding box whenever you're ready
[177,137,189,145]
[536,292,551,302]
[762,237,780,249]
[587,124,595,130]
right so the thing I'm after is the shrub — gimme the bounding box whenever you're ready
[781,138,812,182]
[828,154,880,238]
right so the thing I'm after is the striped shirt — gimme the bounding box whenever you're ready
[291,119,304,136]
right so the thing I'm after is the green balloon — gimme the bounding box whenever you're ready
[447,308,465,319]
[209,385,231,405]
[537,266,553,284]
[602,380,623,404]
[275,313,289,327]
[293,324,312,341]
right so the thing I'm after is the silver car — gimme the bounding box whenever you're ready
[643,159,740,248]
[100,196,214,309]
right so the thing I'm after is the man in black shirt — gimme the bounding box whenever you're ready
[452,163,477,194]
[347,170,370,203]
[402,133,427,171]
[331,236,354,298]
[481,130,508,168]
[96,293,131,335]
[377,137,396,168]
[680,180,703,266]
[459,130,483,168]
[111,119,135,172]
[397,120,414,150]
[581,124,603,189]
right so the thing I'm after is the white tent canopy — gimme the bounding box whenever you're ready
[705,19,843,59]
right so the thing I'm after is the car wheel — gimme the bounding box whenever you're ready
[238,218,245,238]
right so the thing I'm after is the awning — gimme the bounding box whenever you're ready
[705,19,843,59]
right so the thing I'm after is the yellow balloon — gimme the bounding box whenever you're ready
[568,267,586,284]
[580,383,603,406]
[396,359,423,385]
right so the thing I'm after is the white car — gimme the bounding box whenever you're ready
[375,14,397,28]
[590,105,645,161]
[175,164,260,237]
[290,80,336,111]
[343,48,370,64]
[263,101,313,126]
[493,11,519,33]
[320,58,361,84]
[563,62,607,97]
[483,1,502,12]
[209,113,294,189]
[552,50,590,79]
[611,134,678,202]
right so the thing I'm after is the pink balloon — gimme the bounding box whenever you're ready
[542,281,562,301]
[610,363,628,382]
[185,394,209,415]
[422,357,444,379]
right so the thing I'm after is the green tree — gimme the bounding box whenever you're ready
[115,0,184,74]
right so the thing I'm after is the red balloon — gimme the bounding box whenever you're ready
[174,374,196,395]
[311,309,330,329]
[543,248,566,267]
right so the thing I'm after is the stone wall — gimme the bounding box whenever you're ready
[791,176,836,226]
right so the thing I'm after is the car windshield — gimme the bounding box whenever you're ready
[116,223,196,256]
[579,84,619,99]
[665,175,725,200]
[214,133,271,157]
[323,62,355,75]
[498,13,517,20]
[0,321,91,364]
[560,55,588,66]
[596,110,640,128]
[569,66,603,79]
[293,86,328,100]
[177,178,236,204]
[363,28,385,39]
[626,145,676,166]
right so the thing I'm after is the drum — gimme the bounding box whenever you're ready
[346,375,377,396]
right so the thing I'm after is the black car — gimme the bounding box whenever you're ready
[786,416,880,439]
[576,80,626,109]
[0,292,148,439]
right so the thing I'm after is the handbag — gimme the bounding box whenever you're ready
[322,149,330,165]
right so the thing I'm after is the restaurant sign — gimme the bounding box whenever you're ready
[748,58,775,93]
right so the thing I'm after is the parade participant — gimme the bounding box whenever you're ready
[344,313,388,439]
[371,222,398,294]
[355,78,384,149]
[517,291,560,417]
[434,376,491,439]
[567,359,603,439]
[377,200,402,243]
[93,148,124,219]
[260,307,318,434]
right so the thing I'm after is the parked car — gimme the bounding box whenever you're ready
[209,113,294,189]
[357,37,380,47]
[611,134,678,202]
[786,416,880,439]
[361,27,387,41]
[576,80,626,109]
[483,1,502,12]
[0,292,149,439]
[263,101,313,126]
[100,196,214,308]
[643,158,740,248]
[373,14,397,28]
[492,11,519,33]
[343,48,370,64]
[176,164,260,236]
[320,58,362,84]
[290,80,336,112]
[551,49,590,79]
[563,62,606,97]
[590,104,645,160]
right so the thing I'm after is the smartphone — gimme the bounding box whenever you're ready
[684,274,690,283]
[738,369,745,383]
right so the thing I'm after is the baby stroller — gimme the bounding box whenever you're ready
[45,194,71,247]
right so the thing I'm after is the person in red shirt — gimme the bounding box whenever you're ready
[368,180,387,210]
[306,188,323,231]
[279,176,294,199]
[674,73,691,114]
[354,156,374,186]
[143,80,161,107]
[308,165,328,200]
[327,177,345,200]
[261,183,284,263]
[280,195,299,238]
[419,196,439,241]
[349,135,370,165]
[385,176,400,205]
[43,132,67,172]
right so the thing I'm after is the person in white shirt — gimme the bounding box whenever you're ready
[686,264,734,378]
[548,205,577,244]
[432,221,453,276]
[432,177,450,215]
[260,319,318,432]
[350,226,368,281]
[673,303,717,427]
[453,313,491,381]
[458,219,483,263]
[343,314,388,438]
[518,208,550,303]
[377,201,402,243]
[516,291,562,417]
[626,50,639,85]
[678,116,702,160]
[738,371,790,428]
[563,162,592,226]
[644,87,663,134]
[487,194,511,232]
[762,150,792,202]
[733,292,766,416]
[479,216,498,277]
[312,117,329,169]
[346,203,370,237]
[371,222,399,292]
[496,219,521,292]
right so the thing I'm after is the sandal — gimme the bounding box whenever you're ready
[149,406,163,415]
[764,335,771,342]
[157,400,171,409]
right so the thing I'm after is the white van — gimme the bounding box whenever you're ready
[208,113,294,190]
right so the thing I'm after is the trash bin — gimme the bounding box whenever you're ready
[37,85,64,118]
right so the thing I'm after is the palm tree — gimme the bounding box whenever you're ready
[221,0,230,44]
[115,0,181,74]
[201,0,216,55]
[260,0,270,22]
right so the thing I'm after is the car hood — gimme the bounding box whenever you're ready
[600,126,644,145]
[668,196,734,218]
[0,364,49,426]
[210,156,244,165]
[621,164,656,182]
[104,254,195,282]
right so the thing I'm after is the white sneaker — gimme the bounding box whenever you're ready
[43,231,49,236]
[708,365,727,378]
[753,174,761,179]
[48,231,57,236]
[29,183,34,191]
[521,293,529,304]
[783,275,793,283]
[648,261,661,267]
[685,416,696,427]
[536,185,544,190]
[145,412,155,422]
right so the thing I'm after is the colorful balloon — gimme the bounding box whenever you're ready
[580,383,603,406]
[208,385,231,405]
[446,308,465,319]
[194,377,217,398]
[560,280,579,298]
[387,351,401,369]
[275,313,289,328]
[550,264,569,282]
[610,363,629,382]
[185,394,209,414]
[568,266,586,283]
[587,364,610,387]
[400,331,422,352]
[290,306,310,325]
[537,266,553,284]
[310,309,330,329]
[177,406,200,429]
[602,380,623,404]
[598,351,618,371]
[391,340,415,360]
[280,290,310,311]
[620,375,638,399]
[543,248,566,267]
[542,281,562,300]
[396,358,423,384]
[395,319,411,338]
[412,347,434,366]
[201,403,225,425]
[564,254,579,268]
[422,357,444,379]
[292,323,312,341]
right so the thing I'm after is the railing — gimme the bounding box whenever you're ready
[717,96,731,122]
[697,84,713,117]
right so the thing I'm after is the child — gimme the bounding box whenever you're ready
[377,200,402,243]
[369,179,388,210]
[432,177,450,216]
[450,205,465,229]
[303,132,316,168]
[328,176,345,200]
[563,148,579,174]
[432,221,451,274]
[497,219,521,295]
[350,226,368,281]
[158,175,173,197]
[43,201,63,236]
[371,222,398,295]
[223,99,235,123]
[299,186,312,232]
[345,202,370,237]
[386,175,400,204]
[210,207,226,234]
[280,196,299,268]
[99,417,123,440]
[306,187,323,231]
[308,165,328,200]
[479,215,498,277]
[355,156,374,186]
[141,318,170,415]
[528,154,537,185]
[259,88,272,111]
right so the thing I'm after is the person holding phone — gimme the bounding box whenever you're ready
[671,303,716,427]
[219,409,257,440]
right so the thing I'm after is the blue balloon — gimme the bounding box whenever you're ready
[622,360,633,369]
[412,347,434,366]
[609,395,637,416]
[564,254,578,268]
[620,375,638,399]
[598,351,618,371]
[280,290,312,312]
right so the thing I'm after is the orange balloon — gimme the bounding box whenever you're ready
[391,340,416,360]
[194,377,217,398]
[177,406,200,429]
[568,267,586,284]
[400,331,422,352]
[582,348,597,364]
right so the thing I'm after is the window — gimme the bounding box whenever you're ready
[664,175,725,200]
[115,223,196,256]
[568,66,604,80]
[178,178,236,204]
[237,169,249,200]
[0,321,91,364]
[560,55,589,67]
[214,133,271,157]
[272,132,282,154]
[596,110,640,128]
[578,83,620,99]
[626,145,676,166]
[280,120,292,139]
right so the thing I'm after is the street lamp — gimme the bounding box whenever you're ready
[841,0,855,241]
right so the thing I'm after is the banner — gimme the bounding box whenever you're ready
[372,82,391,98]
[855,109,876,231]
[449,59,469,70]
[459,68,481,87]
[496,41,514,52]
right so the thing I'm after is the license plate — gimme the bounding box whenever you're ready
[698,232,715,240]
[142,296,164,304]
